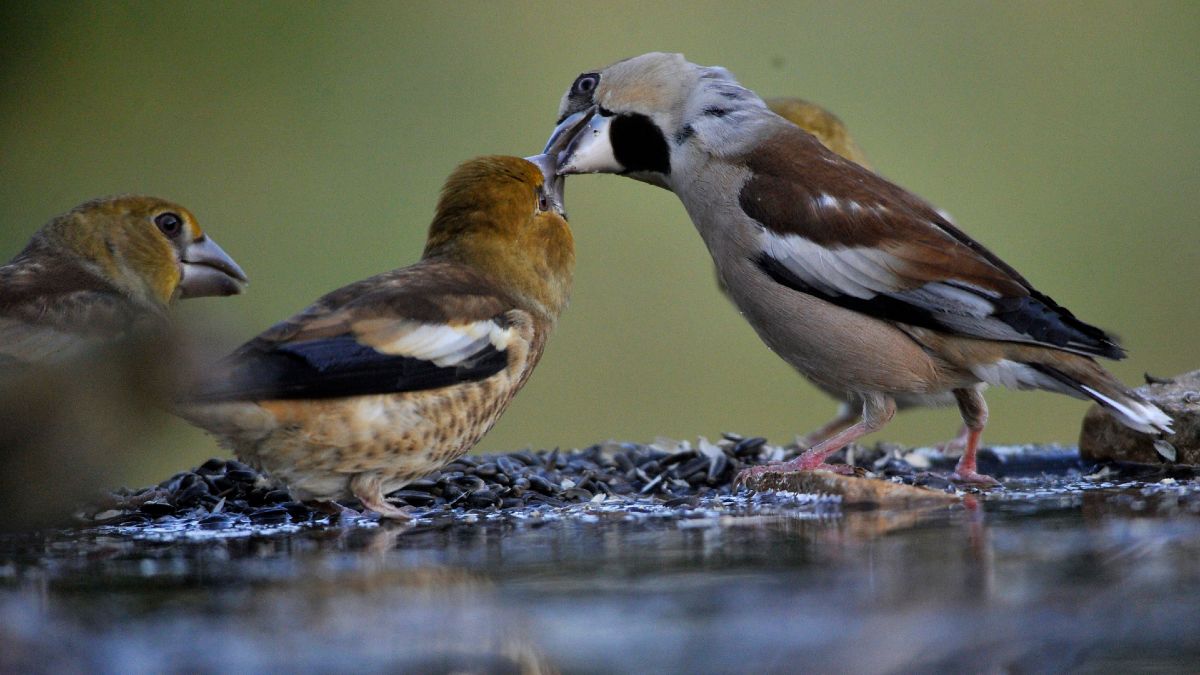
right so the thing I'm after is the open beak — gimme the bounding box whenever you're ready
[542,106,620,175]
[524,153,566,217]
[178,236,248,299]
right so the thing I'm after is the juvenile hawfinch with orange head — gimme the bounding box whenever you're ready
[0,196,246,364]
[542,52,1171,485]
[0,196,247,528]
[180,155,573,518]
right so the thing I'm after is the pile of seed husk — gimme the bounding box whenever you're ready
[85,435,1195,531]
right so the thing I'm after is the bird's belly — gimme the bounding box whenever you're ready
[893,390,960,409]
[233,380,515,503]
[725,267,956,397]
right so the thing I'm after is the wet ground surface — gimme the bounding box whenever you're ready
[3,439,1200,673]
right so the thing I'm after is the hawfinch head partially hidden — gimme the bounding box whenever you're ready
[0,196,247,364]
[181,155,573,518]
[0,196,247,527]
[543,52,1171,485]
[765,97,872,170]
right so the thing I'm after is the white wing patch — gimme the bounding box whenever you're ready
[759,231,906,300]
[761,231,873,299]
[353,318,515,367]
[758,230,1001,319]
[894,282,996,316]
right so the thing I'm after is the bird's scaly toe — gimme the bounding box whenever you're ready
[354,492,413,521]
[948,469,1001,487]
[734,455,860,489]
[733,463,780,489]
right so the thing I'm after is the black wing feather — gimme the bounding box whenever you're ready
[189,334,508,402]
[757,254,943,330]
[757,254,1124,359]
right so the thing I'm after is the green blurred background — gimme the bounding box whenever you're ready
[1,1,1196,487]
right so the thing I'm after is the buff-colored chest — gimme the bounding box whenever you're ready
[196,335,545,504]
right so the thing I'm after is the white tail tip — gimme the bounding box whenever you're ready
[1081,385,1174,435]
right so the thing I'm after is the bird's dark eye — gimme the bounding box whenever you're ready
[572,73,599,96]
[154,212,183,237]
[537,193,550,212]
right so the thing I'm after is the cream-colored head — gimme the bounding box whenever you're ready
[543,52,774,187]
[555,53,699,132]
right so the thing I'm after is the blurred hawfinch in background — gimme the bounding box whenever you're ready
[541,52,1171,485]
[181,155,574,518]
[0,196,246,530]
[0,196,246,364]
[765,97,871,170]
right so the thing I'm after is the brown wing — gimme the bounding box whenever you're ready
[0,248,156,363]
[188,260,521,402]
[738,125,1123,359]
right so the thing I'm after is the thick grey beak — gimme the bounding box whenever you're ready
[542,104,624,172]
[543,108,595,157]
[178,236,248,299]
[541,106,620,175]
[524,153,567,218]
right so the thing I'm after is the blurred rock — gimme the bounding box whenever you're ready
[742,470,959,507]
[1080,370,1200,465]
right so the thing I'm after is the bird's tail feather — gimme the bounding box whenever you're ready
[1027,359,1173,435]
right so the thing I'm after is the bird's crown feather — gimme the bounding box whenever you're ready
[423,156,573,323]
[588,53,773,158]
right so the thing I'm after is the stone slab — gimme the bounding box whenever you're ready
[742,469,960,507]
[1080,369,1200,465]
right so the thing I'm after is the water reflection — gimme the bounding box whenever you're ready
[3,483,1200,673]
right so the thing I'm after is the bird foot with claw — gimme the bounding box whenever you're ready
[733,462,783,489]
[313,501,372,523]
[359,498,415,521]
[734,459,856,489]
[948,469,1000,487]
